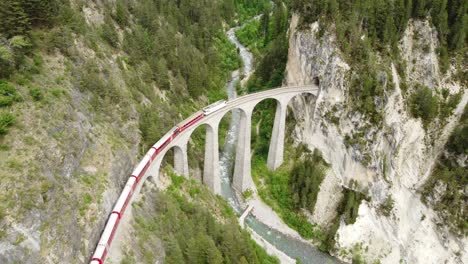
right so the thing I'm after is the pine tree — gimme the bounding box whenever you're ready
[431,0,449,43]
[21,0,55,27]
[405,0,413,23]
[272,3,287,38]
[260,5,270,46]
[447,0,467,51]
[412,0,427,18]
[0,1,30,38]
[205,238,223,264]
[394,0,407,31]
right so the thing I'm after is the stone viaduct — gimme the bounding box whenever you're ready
[138,85,318,195]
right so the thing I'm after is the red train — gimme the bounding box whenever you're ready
[90,101,226,264]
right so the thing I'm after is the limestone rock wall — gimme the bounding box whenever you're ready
[285,13,467,264]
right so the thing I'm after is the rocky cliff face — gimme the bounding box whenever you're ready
[285,13,467,264]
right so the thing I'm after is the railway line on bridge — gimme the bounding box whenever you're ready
[90,85,318,264]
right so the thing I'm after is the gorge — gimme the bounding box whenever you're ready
[0,0,466,264]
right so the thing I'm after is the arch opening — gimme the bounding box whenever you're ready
[158,145,185,176]
[217,107,250,184]
[186,124,209,182]
[251,98,281,166]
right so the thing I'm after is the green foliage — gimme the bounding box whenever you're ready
[138,104,177,151]
[243,189,253,199]
[233,2,290,92]
[251,152,324,240]
[235,3,285,60]
[0,1,30,38]
[0,44,14,78]
[446,105,468,155]
[236,19,263,57]
[0,112,15,136]
[440,92,462,119]
[291,0,468,85]
[292,0,466,54]
[422,157,467,235]
[446,0,467,51]
[349,69,385,125]
[214,34,241,73]
[0,81,21,107]
[29,87,43,101]
[133,187,279,264]
[248,4,290,90]
[128,0,254,154]
[169,174,186,189]
[338,182,368,225]
[101,15,119,48]
[377,195,395,217]
[290,149,329,213]
[0,36,32,79]
[233,0,271,25]
[422,105,467,236]
[409,85,439,125]
[113,0,129,27]
[76,61,121,104]
[319,183,368,252]
[0,0,58,38]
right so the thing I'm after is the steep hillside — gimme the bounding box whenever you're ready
[0,0,274,263]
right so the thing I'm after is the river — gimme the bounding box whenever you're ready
[219,23,342,264]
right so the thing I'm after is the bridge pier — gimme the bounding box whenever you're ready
[233,108,254,192]
[267,98,290,170]
[204,125,221,194]
[174,144,189,177]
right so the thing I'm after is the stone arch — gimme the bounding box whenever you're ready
[155,144,188,178]
[285,91,317,106]
[286,91,318,125]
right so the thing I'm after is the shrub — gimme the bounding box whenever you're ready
[243,189,253,199]
[29,87,43,101]
[446,105,468,155]
[113,0,129,27]
[0,112,15,135]
[0,80,21,107]
[0,44,14,78]
[378,195,395,217]
[440,92,462,119]
[101,15,119,48]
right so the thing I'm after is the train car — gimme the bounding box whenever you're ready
[172,126,181,137]
[179,112,204,132]
[146,147,157,161]
[153,132,172,155]
[111,177,137,219]
[203,100,227,115]
[131,154,151,182]
[90,213,120,264]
